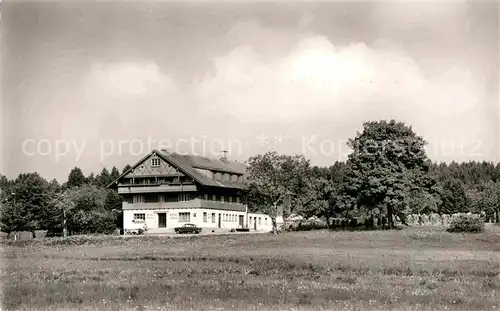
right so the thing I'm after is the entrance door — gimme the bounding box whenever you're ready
[238,215,244,228]
[218,214,221,228]
[158,213,167,228]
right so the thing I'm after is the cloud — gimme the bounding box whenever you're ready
[193,17,493,162]
[196,32,482,123]
[85,61,177,100]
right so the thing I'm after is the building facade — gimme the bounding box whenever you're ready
[108,149,272,234]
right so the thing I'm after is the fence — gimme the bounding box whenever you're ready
[406,213,488,227]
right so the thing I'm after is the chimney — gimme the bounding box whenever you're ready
[220,150,228,162]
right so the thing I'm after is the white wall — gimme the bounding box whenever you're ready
[124,208,249,231]
[247,213,273,232]
[124,209,273,232]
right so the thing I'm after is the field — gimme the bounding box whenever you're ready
[2,226,500,311]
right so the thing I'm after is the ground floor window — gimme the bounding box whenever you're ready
[179,212,190,222]
[203,212,207,223]
[259,217,261,224]
[212,213,216,223]
[133,213,145,222]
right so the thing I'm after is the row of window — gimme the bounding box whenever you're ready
[212,172,243,183]
[133,194,191,203]
[133,212,268,225]
[124,177,184,185]
[250,216,265,225]
[203,194,240,203]
[150,157,243,183]
[133,212,243,223]
[132,194,241,204]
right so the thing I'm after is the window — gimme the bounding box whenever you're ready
[233,215,236,222]
[212,194,217,201]
[203,212,207,223]
[211,213,216,223]
[265,218,268,224]
[228,175,233,182]
[229,196,233,203]
[178,193,191,202]
[204,194,208,201]
[179,212,190,222]
[133,195,145,203]
[133,213,145,221]
[151,158,161,167]
[193,213,196,218]
[158,195,165,202]
[221,196,224,203]
[236,197,240,204]
[259,217,262,224]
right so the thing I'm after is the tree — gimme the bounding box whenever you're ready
[0,174,10,190]
[122,164,132,174]
[87,173,96,186]
[95,168,112,188]
[440,178,468,214]
[67,167,87,188]
[245,152,311,233]
[468,181,500,223]
[0,201,31,234]
[110,166,120,181]
[52,184,117,234]
[0,173,59,232]
[299,177,336,227]
[344,120,431,228]
[105,189,123,229]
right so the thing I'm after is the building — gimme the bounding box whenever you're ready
[107,149,272,234]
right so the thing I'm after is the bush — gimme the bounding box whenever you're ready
[288,220,327,232]
[447,213,484,233]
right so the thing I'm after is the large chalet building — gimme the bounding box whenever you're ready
[107,149,272,234]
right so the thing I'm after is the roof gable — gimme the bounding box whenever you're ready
[107,149,247,190]
[124,154,184,178]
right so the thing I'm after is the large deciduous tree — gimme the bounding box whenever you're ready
[52,184,118,234]
[245,152,311,233]
[344,120,432,228]
[0,173,59,232]
[299,177,336,227]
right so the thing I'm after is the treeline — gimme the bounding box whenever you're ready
[245,120,500,231]
[0,165,130,235]
[1,120,499,235]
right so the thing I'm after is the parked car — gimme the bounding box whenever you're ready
[174,223,202,234]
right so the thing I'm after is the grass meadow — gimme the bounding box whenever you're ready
[1,226,500,311]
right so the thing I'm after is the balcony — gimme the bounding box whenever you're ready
[118,184,197,194]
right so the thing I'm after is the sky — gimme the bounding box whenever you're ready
[1,1,499,182]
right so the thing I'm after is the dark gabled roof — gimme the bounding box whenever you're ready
[168,153,247,175]
[107,149,247,190]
